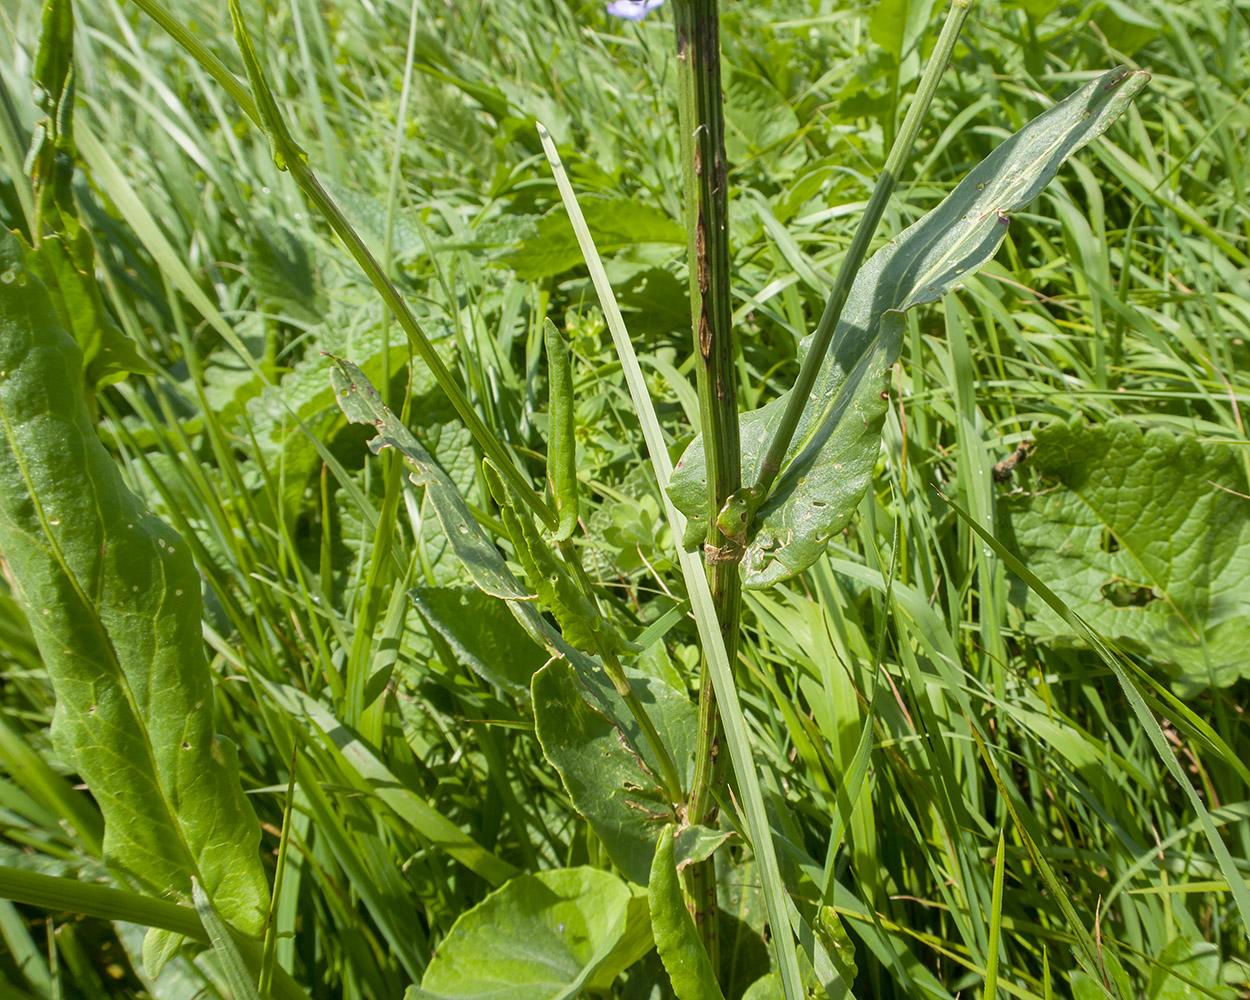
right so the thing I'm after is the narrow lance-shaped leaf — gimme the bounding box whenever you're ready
[0,232,268,933]
[327,354,530,602]
[331,358,685,778]
[669,66,1149,588]
[26,0,152,393]
[648,826,725,1000]
[544,318,580,540]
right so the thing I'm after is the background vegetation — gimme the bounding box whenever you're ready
[0,0,1247,998]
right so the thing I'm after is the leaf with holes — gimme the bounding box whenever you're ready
[669,66,1148,588]
[998,418,1250,692]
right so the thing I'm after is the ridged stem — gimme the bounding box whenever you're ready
[673,0,740,972]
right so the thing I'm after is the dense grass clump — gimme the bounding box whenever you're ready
[0,1,1247,998]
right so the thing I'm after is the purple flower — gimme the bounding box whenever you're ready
[607,0,665,21]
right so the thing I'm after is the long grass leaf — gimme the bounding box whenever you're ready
[535,120,806,1000]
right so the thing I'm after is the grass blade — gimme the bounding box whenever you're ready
[535,120,806,1000]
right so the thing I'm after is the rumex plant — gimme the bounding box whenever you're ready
[1,0,1247,998]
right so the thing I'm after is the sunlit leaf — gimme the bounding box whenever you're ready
[648,825,724,1000]
[999,418,1250,691]
[669,66,1149,588]
[0,232,268,933]
[406,867,652,1000]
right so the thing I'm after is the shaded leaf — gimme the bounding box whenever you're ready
[533,660,670,885]
[26,0,151,392]
[998,418,1250,692]
[406,867,652,1000]
[669,66,1149,588]
[243,219,324,324]
[672,825,734,870]
[262,679,518,887]
[328,356,530,601]
[648,826,725,1000]
[410,586,548,694]
[0,232,267,932]
[1149,937,1237,1000]
[484,460,636,657]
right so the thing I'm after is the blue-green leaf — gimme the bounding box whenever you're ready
[669,66,1148,588]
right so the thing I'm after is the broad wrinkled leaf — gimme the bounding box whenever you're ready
[406,867,652,1000]
[670,66,1148,588]
[243,219,324,324]
[998,418,1250,692]
[648,826,725,1000]
[329,356,530,601]
[0,232,267,932]
[533,660,681,885]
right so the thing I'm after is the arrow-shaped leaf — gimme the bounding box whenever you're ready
[669,66,1148,588]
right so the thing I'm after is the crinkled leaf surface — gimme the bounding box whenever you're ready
[533,660,692,885]
[0,232,267,932]
[998,418,1250,692]
[406,867,652,1000]
[670,66,1148,588]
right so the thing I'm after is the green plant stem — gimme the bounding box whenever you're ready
[752,0,973,502]
[557,539,686,807]
[130,0,259,123]
[672,0,740,970]
[536,121,804,1000]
